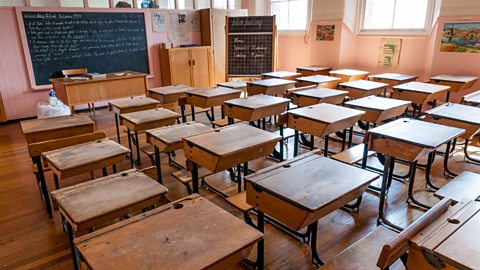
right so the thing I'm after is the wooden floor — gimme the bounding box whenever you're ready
[1,106,479,270]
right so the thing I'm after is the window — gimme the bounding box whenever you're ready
[360,0,434,34]
[29,0,58,6]
[212,0,241,9]
[269,0,309,31]
[0,0,25,6]
[177,0,194,9]
[195,0,210,9]
[60,0,84,7]
[157,0,175,8]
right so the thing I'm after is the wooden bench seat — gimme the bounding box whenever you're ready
[171,167,212,194]
[226,192,254,213]
[211,118,241,128]
[139,145,155,165]
[434,171,480,203]
[331,144,375,165]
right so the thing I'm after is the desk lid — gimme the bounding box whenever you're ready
[147,84,195,95]
[51,169,167,224]
[425,103,480,125]
[186,86,242,98]
[120,108,180,124]
[430,75,478,83]
[345,96,411,111]
[247,78,296,87]
[297,65,331,71]
[293,88,348,99]
[74,195,263,269]
[184,124,281,156]
[246,153,379,211]
[368,118,465,148]
[394,82,450,93]
[20,114,93,134]
[296,75,340,83]
[288,103,365,124]
[262,71,301,78]
[147,122,211,145]
[217,81,247,89]
[329,69,369,76]
[224,94,290,109]
[373,73,418,81]
[108,96,159,109]
[339,80,388,90]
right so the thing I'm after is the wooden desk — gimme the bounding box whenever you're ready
[295,75,340,88]
[261,71,302,80]
[246,78,296,96]
[287,103,365,156]
[224,94,289,123]
[120,108,179,166]
[434,172,480,202]
[217,81,247,92]
[296,65,332,76]
[424,103,480,168]
[146,122,211,183]
[184,87,242,122]
[370,73,418,87]
[74,195,263,270]
[345,96,411,124]
[329,69,369,82]
[462,90,480,106]
[20,114,94,144]
[246,153,379,266]
[183,124,281,193]
[366,118,464,231]
[108,96,160,144]
[430,75,478,101]
[392,82,450,117]
[291,88,348,107]
[338,80,389,99]
[50,71,148,111]
[43,138,130,187]
[51,169,168,270]
[408,199,480,270]
[147,84,195,104]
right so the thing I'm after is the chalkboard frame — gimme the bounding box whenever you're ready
[225,15,276,79]
[16,7,153,90]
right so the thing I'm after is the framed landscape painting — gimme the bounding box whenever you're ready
[440,22,480,53]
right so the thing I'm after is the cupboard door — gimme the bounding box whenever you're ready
[169,49,193,86]
[190,47,212,88]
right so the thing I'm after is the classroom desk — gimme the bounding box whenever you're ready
[370,73,418,87]
[261,71,302,80]
[462,90,480,106]
[50,71,147,111]
[184,87,242,122]
[329,69,370,82]
[146,122,211,184]
[120,108,179,166]
[295,75,341,88]
[424,103,480,168]
[338,80,389,99]
[146,84,195,104]
[224,94,290,125]
[345,96,411,125]
[287,103,365,156]
[108,96,160,144]
[183,124,281,193]
[246,153,379,266]
[291,88,348,107]
[21,114,95,218]
[365,118,464,231]
[392,82,450,117]
[217,80,248,93]
[51,169,168,270]
[43,138,130,189]
[20,114,94,144]
[434,172,480,203]
[296,65,332,76]
[408,199,480,270]
[246,78,296,96]
[74,194,263,270]
[430,75,478,102]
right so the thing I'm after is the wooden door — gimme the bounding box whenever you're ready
[169,49,193,86]
[190,47,213,88]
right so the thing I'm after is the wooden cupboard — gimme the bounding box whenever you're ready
[0,92,6,122]
[159,46,214,88]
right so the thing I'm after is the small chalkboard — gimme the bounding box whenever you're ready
[226,16,275,78]
[20,11,149,86]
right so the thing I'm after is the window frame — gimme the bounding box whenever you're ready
[356,0,436,36]
[267,0,311,33]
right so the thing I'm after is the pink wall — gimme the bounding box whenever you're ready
[0,7,200,120]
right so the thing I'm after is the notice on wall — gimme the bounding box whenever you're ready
[152,11,168,32]
[152,10,200,42]
[316,25,335,41]
[377,38,401,68]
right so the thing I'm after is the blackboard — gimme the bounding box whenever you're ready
[21,11,149,86]
[226,16,275,77]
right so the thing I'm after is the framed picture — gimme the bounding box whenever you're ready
[316,25,335,41]
[440,22,480,53]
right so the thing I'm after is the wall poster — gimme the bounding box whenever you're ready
[440,22,480,53]
[377,38,401,68]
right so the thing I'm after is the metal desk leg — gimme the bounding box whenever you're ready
[191,162,199,193]
[127,128,134,168]
[228,117,234,125]
[134,131,141,165]
[243,162,249,191]
[154,146,163,184]
[324,135,329,157]
[308,221,325,266]
[181,104,186,123]
[377,155,404,232]
[65,220,81,270]
[348,126,353,148]
[341,129,347,151]
[34,156,53,218]
[101,167,108,177]
[191,105,195,121]
[221,105,225,119]
[406,161,432,210]
[294,130,299,157]
[236,164,242,193]
[444,140,458,177]
[425,151,440,190]
[464,139,480,164]
[310,134,315,151]
[114,113,121,144]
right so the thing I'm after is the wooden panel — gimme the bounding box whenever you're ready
[169,48,193,86]
[0,91,6,122]
[190,46,213,88]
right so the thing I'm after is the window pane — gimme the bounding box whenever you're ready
[363,0,395,30]
[271,1,288,30]
[114,0,133,7]
[0,0,25,6]
[88,0,110,7]
[271,0,307,30]
[228,0,241,9]
[158,0,175,8]
[178,0,194,9]
[212,0,227,9]
[29,0,58,7]
[393,0,428,29]
[60,0,84,7]
[195,0,210,9]
[137,0,156,8]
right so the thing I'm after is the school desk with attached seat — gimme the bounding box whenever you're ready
[295,75,341,88]
[329,69,370,82]
[392,82,450,118]
[430,74,478,102]
[338,79,389,99]
[290,87,348,107]
[296,65,332,76]
[370,73,418,87]
[261,71,302,81]
[246,78,296,97]
[146,84,195,105]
